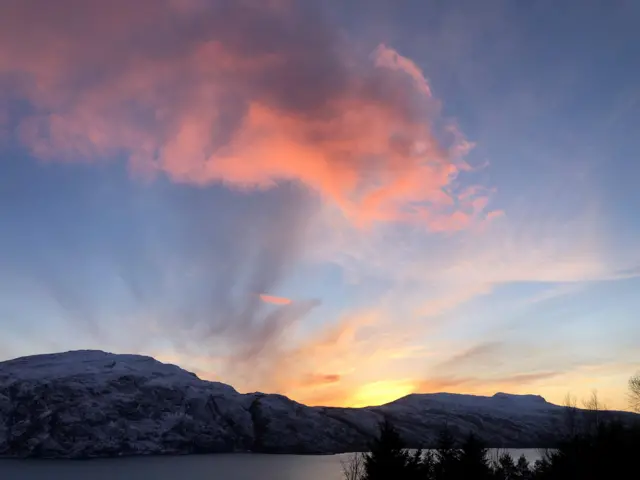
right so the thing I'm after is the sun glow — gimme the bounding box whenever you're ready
[347,380,417,408]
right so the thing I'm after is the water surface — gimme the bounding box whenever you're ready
[0,450,543,480]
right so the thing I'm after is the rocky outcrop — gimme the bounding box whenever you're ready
[0,351,636,458]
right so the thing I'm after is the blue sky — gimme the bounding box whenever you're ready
[0,0,639,408]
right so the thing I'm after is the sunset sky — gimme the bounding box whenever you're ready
[1,0,639,410]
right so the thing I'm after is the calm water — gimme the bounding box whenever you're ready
[0,450,543,480]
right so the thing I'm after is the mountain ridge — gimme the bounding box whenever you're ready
[0,350,636,458]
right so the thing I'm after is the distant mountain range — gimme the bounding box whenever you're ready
[0,350,636,458]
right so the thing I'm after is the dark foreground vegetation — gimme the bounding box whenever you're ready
[343,373,640,480]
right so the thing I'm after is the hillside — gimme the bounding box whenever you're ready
[0,350,635,458]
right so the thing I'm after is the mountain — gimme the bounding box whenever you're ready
[0,350,635,458]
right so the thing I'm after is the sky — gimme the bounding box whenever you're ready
[1,0,639,410]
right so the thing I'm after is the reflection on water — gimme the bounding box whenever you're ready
[0,450,543,480]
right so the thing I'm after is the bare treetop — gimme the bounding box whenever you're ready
[629,373,640,413]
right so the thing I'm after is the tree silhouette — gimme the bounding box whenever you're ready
[629,373,640,413]
[433,425,460,480]
[341,452,365,480]
[582,390,605,432]
[528,419,640,480]
[494,451,517,480]
[562,392,579,437]
[405,448,428,480]
[515,454,532,479]
[343,383,640,480]
[458,433,491,480]
[363,419,409,480]
[417,449,435,479]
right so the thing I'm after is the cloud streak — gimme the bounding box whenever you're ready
[259,294,293,306]
[435,341,504,372]
[416,371,564,394]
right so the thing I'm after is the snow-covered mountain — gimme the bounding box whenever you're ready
[0,350,635,458]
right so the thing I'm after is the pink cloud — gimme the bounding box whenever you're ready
[0,0,490,231]
[486,210,505,220]
[259,294,293,306]
[372,44,433,97]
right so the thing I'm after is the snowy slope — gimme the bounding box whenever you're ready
[0,350,234,392]
[0,351,636,458]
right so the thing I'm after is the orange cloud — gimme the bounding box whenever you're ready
[247,307,452,406]
[416,371,564,394]
[286,371,564,408]
[0,0,490,231]
[296,373,342,388]
[415,283,493,318]
[259,294,293,306]
[230,310,378,400]
[146,299,634,409]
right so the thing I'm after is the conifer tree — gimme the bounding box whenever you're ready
[458,433,492,480]
[363,419,409,480]
[515,454,532,479]
[494,451,517,480]
[433,426,460,480]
